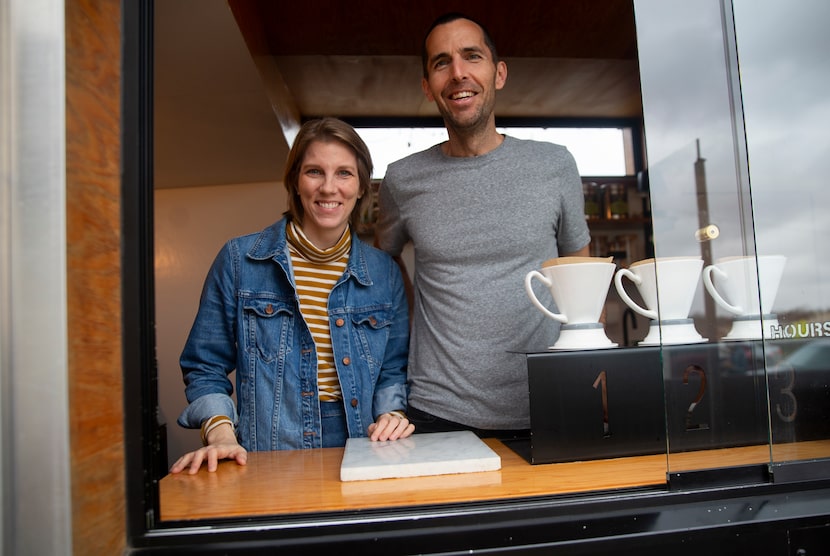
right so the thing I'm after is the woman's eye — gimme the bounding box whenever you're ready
[306,168,321,175]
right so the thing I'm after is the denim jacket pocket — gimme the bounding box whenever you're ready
[349,306,394,374]
[243,297,293,363]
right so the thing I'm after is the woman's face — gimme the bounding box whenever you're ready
[297,140,361,248]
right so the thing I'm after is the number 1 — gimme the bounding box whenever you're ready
[593,371,611,437]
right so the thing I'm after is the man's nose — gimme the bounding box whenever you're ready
[450,57,467,80]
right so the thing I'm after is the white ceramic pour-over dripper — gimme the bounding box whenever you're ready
[614,256,706,345]
[702,254,786,340]
[524,257,617,350]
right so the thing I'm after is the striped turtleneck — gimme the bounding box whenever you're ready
[286,221,351,402]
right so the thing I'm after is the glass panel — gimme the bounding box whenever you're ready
[733,0,830,468]
[634,0,772,475]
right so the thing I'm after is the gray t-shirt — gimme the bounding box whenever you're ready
[377,135,590,429]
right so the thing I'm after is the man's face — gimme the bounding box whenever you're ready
[421,18,507,134]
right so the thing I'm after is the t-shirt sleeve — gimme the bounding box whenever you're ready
[375,176,408,257]
[556,148,591,254]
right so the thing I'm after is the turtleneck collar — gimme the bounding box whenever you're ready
[286,220,351,264]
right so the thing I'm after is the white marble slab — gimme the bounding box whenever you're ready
[340,431,502,482]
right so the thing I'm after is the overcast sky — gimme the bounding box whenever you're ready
[636,0,829,318]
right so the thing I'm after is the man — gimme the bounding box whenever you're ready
[376,13,591,437]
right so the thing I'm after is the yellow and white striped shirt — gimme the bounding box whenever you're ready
[286,222,351,402]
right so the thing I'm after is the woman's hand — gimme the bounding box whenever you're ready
[367,412,415,442]
[169,422,247,474]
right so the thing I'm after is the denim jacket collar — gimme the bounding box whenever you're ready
[245,218,373,287]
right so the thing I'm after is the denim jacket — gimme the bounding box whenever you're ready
[177,218,409,450]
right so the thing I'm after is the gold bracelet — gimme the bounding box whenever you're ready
[387,410,408,420]
[200,415,233,446]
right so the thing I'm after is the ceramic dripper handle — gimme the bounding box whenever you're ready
[524,270,568,324]
[702,265,744,315]
[614,268,657,320]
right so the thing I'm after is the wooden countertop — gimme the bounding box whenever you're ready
[159,439,830,522]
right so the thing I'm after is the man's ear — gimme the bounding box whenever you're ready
[421,77,435,102]
[495,60,508,91]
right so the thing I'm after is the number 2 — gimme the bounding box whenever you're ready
[682,364,709,431]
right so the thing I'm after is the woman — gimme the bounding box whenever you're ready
[171,118,413,474]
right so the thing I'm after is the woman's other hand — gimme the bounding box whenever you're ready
[367,412,415,442]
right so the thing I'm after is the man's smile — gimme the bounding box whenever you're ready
[449,90,476,100]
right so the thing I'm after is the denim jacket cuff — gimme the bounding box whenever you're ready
[372,383,407,418]
[177,393,237,429]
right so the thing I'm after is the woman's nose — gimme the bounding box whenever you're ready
[320,175,337,193]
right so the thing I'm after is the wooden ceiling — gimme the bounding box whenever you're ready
[153,0,642,189]
[229,1,637,59]
[227,0,642,120]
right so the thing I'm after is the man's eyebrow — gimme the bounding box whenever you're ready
[428,51,451,66]
[461,46,486,55]
[428,45,486,65]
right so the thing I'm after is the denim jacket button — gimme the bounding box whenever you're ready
[335,318,345,327]
[350,398,359,408]
[342,357,351,365]
[265,304,274,315]
[369,316,377,326]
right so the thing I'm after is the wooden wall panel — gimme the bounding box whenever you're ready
[65,0,127,553]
